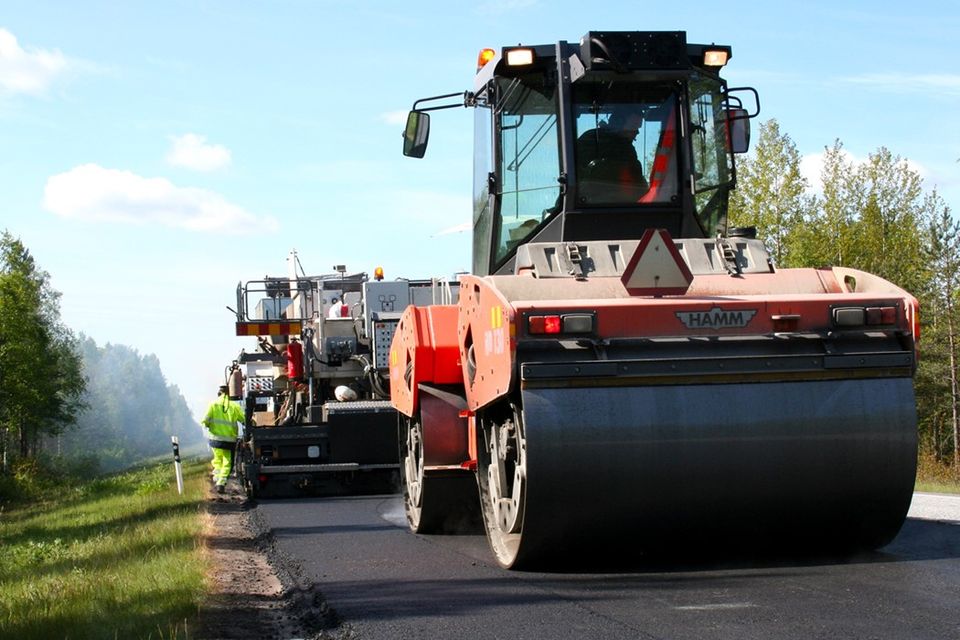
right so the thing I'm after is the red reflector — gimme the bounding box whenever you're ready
[865,306,896,325]
[544,315,561,334]
[529,316,545,334]
[258,475,268,483]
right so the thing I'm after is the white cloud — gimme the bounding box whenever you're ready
[432,221,471,237]
[43,164,277,234]
[840,73,960,97]
[166,133,232,171]
[799,151,833,194]
[380,110,408,125]
[0,28,70,95]
[800,149,928,195]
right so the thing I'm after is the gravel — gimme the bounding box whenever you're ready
[195,480,354,640]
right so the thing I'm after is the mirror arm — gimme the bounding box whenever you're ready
[724,86,761,120]
[412,91,472,112]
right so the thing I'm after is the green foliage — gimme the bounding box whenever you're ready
[0,454,102,504]
[729,119,815,266]
[916,450,960,493]
[134,464,172,496]
[0,460,208,639]
[0,231,87,467]
[731,121,958,472]
[914,196,960,465]
[0,232,202,492]
[61,337,204,472]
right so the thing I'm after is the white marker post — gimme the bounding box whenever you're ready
[171,436,184,495]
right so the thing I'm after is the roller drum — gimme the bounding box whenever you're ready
[495,377,916,567]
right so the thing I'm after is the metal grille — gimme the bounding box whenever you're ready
[374,320,399,369]
[247,376,274,392]
[323,400,394,415]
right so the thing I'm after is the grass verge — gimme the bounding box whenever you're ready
[0,459,209,639]
[915,452,960,495]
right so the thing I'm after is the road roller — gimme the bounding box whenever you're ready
[390,31,919,569]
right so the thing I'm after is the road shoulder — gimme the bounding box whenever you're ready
[195,481,349,639]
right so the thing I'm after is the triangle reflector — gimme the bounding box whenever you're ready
[620,228,693,296]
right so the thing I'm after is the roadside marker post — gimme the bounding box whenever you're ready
[171,436,184,495]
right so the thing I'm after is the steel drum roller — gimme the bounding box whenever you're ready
[482,376,917,568]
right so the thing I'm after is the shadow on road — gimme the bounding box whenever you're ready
[300,520,960,626]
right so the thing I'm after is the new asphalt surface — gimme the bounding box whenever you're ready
[255,493,960,639]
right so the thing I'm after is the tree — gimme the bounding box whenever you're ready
[729,128,947,469]
[0,232,86,468]
[847,147,928,294]
[728,119,814,266]
[917,197,960,466]
[800,140,858,268]
[60,337,203,471]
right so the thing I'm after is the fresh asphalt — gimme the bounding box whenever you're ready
[255,493,960,639]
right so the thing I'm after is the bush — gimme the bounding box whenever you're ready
[0,453,106,504]
[916,450,960,492]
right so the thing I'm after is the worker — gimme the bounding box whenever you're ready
[576,107,649,203]
[202,384,245,494]
[328,296,348,318]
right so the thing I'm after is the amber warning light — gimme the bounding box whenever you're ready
[477,48,496,69]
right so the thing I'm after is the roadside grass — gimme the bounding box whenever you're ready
[916,452,960,495]
[0,459,209,639]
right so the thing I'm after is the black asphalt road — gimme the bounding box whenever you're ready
[257,494,960,639]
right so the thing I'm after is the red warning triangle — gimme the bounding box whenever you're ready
[620,228,693,296]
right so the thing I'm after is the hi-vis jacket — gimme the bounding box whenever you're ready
[202,395,244,447]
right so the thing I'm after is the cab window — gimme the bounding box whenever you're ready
[572,83,678,206]
[493,76,561,264]
[688,76,734,234]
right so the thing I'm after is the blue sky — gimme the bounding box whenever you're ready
[2,1,958,420]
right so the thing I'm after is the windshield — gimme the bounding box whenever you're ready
[573,83,678,206]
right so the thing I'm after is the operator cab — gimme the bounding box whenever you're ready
[403,31,758,276]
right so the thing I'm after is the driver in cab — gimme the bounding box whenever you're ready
[576,107,649,204]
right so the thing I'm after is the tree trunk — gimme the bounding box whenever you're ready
[949,311,959,469]
[18,418,28,459]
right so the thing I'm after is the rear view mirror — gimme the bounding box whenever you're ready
[727,108,750,154]
[403,111,430,158]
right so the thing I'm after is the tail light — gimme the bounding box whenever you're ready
[527,313,594,336]
[832,305,899,327]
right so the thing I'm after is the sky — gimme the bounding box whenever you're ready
[1,1,958,422]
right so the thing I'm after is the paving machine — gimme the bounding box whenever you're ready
[390,32,919,568]
[232,251,459,497]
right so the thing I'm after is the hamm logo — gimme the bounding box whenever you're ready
[676,307,757,330]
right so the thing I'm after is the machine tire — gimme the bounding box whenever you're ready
[400,414,478,534]
[477,403,530,568]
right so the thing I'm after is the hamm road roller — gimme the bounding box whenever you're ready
[390,31,919,569]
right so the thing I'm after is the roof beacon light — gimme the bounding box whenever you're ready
[703,48,730,67]
[477,48,496,70]
[374,266,384,281]
[505,48,534,66]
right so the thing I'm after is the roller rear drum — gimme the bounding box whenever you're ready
[477,377,917,569]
